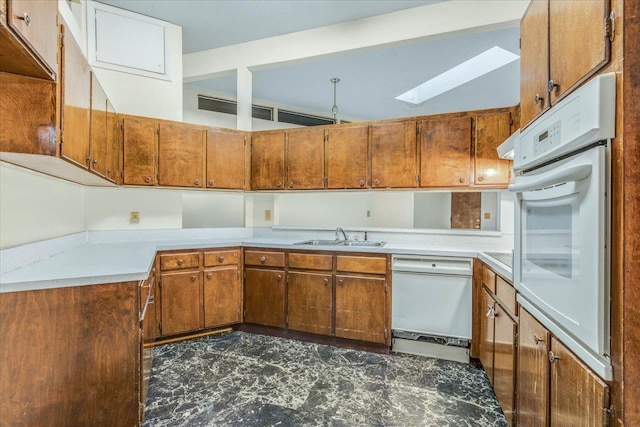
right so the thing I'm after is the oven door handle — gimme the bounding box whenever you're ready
[508,164,592,193]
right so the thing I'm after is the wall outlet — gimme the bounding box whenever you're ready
[484,212,491,219]
[367,210,371,218]
[264,210,272,221]
[130,211,140,224]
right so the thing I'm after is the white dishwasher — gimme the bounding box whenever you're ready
[391,255,473,363]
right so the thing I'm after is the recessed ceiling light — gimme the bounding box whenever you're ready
[396,46,520,105]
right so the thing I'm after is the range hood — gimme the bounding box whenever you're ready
[496,129,519,159]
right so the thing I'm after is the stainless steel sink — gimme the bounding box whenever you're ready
[294,239,343,246]
[341,241,386,247]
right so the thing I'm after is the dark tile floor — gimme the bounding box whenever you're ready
[143,331,507,426]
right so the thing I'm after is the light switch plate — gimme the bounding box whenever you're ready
[264,210,272,221]
[130,211,140,224]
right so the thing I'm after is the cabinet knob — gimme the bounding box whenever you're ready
[92,159,98,165]
[276,274,282,280]
[148,295,155,304]
[191,275,196,282]
[260,256,266,263]
[459,177,466,183]
[16,13,30,26]
[477,176,485,182]
[194,179,200,186]
[548,79,559,93]
[534,94,544,104]
[358,179,365,187]
[338,279,344,285]
[485,305,494,318]
[208,180,214,186]
[206,273,213,279]
[144,176,151,183]
[548,350,561,363]
[276,181,282,188]
[218,256,224,263]
[177,259,184,265]
[289,181,294,188]
[533,335,543,345]
[373,179,380,186]
[324,278,329,285]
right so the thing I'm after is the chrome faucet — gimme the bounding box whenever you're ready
[336,227,349,241]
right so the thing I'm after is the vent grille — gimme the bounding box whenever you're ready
[278,110,334,127]
[198,95,273,121]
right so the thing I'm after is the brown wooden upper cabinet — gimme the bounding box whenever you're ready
[105,99,121,184]
[206,129,246,189]
[251,131,285,190]
[520,0,611,128]
[0,0,58,80]
[158,122,204,188]
[286,127,325,189]
[123,116,157,186]
[474,112,512,186]
[326,125,369,189]
[419,116,472,187]
[89,74,108,179]
[60,26,91,170]
[371,121,418,188]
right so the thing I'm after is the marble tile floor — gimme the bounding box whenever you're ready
[143,331,507,427]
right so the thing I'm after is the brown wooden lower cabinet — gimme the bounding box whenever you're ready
[203,266,242,328]
[160,270,203,336]
[480,288,496,383]
[0,282,140,425]
[335,274,387,344]
[493,302,517,425]
[244,268,285,328]
[287,271,333,335]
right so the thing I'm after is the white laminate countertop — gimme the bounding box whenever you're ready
[0,232,513,293]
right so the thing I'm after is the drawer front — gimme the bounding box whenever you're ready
[482,265,496,294]
[496,276,517,316]
[245,250,285,267]
[336,255,387,275]
[160,252,200,271]
[204,250,239,267]
[288,253,333,271]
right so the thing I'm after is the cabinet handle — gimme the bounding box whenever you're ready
[206,273,213,279]
[148,295,154,304]
[289,181,294,188]
[276,181,282,188]
[190,275,196,282]
[477,176,485,182]
[218,256,225,263]
[533,335,543,345]
[548,350,561,363]
[260,256,266,263]
[92,159,98,165]
[194,179,200,186]
[485,305,494,317]
[177,259,184,265]
[358,179,365,187]
[534,94,544,104]
[324,278,329,285]
[548,79,559,93]
[373,179,380,186]
[16,13,30,26]
[338,279,344,285]
[208,180,214,186]
[144,176,151,183]
[276,274,282,280]
[459,177,466,183]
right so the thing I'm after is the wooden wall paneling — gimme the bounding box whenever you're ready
[287,271,333,335]
[60,25,91,169]
[420,116,472,187]
[122,116,157,185]
[450,192,481,229]
[370,120,418,188]
[206,129,246,189]
[0,72,56,155]
[157,122,204,188]
[286,127,325,189]
[0,282,140,425]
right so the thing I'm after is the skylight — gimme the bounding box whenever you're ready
[396,46,520,105]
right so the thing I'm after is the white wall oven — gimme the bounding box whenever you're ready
[509,73,615,380]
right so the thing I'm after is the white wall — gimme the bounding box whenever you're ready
[245,193,275,228]
[372,192,414,228]
[414,192,451,229]
[84,187,182,230]
[274,192,374,228]
[182,192,245,228]
[0,163,85,249]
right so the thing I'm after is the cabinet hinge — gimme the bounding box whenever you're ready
[519,38,521,49]
[384,329,388,339]
[158,321,162,333]
[509,115,514,126]
[120,121,124,131]
[243,309,247,317]
[603,405,614,427]
[243,272,246,279]
[415,174,420,183]
[285,315,289,324]
[384,282,388,294]
[416,124,421,134]
[514,333,519,347]
[238,309,241,321]
[156,126,160,135]
[605,11,615,42]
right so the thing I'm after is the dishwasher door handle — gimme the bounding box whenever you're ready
[392,271,472,278]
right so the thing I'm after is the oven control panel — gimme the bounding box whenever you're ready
[533,121,561,157]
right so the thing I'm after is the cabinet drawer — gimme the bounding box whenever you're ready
[160,252,200,271]
[245,250,285,267]
[336,256,387,275]
[288,253,333,271]
[496,276,517,316]
[482,265,496,294]
[204,250,238,267]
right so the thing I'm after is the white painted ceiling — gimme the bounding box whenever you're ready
[96,0,521,122]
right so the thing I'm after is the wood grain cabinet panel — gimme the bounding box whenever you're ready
[158,122,204,187]
[336,255,387,275]
[549,0,610,105]
[160,252,200,271]
[474,113,512,186]
[419,116,472,187]
[160,270,203,336]
[244,268,285,328]
[203,266,242,328]
[206,129,246,189]
[493,304,517,426]
[480,288,496,383]
[371,121,418,188]
[326,125,369,189]
[105,99,121,184]
[0,0,58,80]
[123,116,157,185]
[244,250,285,268]
[518,307,550,427]
[60,26,91,169]
[286,127,325,189]
[482,264,497,294]
[251,131,285,189]
[287,271,332,335]
[0,282,139,425]
[550,337,610,427]
[520,0,550,128]
[288,253,333,271]
[204,250,239,267]
[335,275,387,344]
[89,74,108,178]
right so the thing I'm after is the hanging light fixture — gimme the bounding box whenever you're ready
[330,77,340,124]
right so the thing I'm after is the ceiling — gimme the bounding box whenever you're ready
[96,0,522,122]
